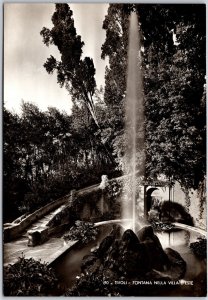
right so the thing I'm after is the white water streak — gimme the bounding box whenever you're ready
[122,12,144,232]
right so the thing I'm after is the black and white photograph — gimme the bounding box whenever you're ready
[3,3,206,296]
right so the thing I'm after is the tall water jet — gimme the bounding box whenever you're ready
[122,12,145,232]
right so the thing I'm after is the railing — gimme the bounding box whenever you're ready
[173,222,206,236]
[3,194,71,242]
[3,181,104,242]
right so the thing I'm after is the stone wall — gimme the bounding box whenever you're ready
[4,194,71,242]
[4,175,206,244]
[3,178,114,243]
[74,180,112,221]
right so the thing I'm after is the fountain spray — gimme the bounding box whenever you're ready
[122,11,144,232]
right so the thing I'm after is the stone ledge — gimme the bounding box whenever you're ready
[27,226,49,247]
[4,195,70,242]
[173,222,206,236]
[3,239,78,267]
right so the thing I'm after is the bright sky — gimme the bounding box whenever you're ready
[4,3,108,115]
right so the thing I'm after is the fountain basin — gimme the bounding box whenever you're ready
[52,221,206,296]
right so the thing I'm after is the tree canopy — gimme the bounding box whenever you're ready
[3,102,113,221]
[40,4,98,127]
[4,4,206,221]
[101,4,206,189]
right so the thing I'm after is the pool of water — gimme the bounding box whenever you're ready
[53,225,206,296]
[53,224,113,291]
[156,230,206,296]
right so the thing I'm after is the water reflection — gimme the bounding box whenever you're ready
[156,229,198,249]
[156,229,206,285]
[53,224,113,290]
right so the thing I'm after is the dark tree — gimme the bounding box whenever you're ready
[141,5,206,188]
[101,4,206,189]
[40,4,98,127]
[40,4,116,163]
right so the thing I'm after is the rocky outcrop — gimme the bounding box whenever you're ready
[164,248,186,280]
[137,225,170,271]
[67,225,186,296]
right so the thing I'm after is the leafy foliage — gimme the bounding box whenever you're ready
[159,200,194,226]
[4,256,58,296]
[3,103,114,222]
[105,180,122,207]
[101,4,206,190]
[40,4,116,164]
[40,4,98,127]
[63,221,99,245]
[4,4,206,224]
[143,5,206,189]
[101,4,129,166]
[189,237,207,259]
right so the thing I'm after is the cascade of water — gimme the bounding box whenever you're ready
[122,12,144,232]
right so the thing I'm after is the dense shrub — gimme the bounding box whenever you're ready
[4,105,117,223]
[63,221,99,245]
[159,201,194,226]
[4,255,58,296]
[190,237,207,259]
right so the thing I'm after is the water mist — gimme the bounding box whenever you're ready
[122,12,145,232]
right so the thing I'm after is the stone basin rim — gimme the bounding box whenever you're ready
[95,219,206,237]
